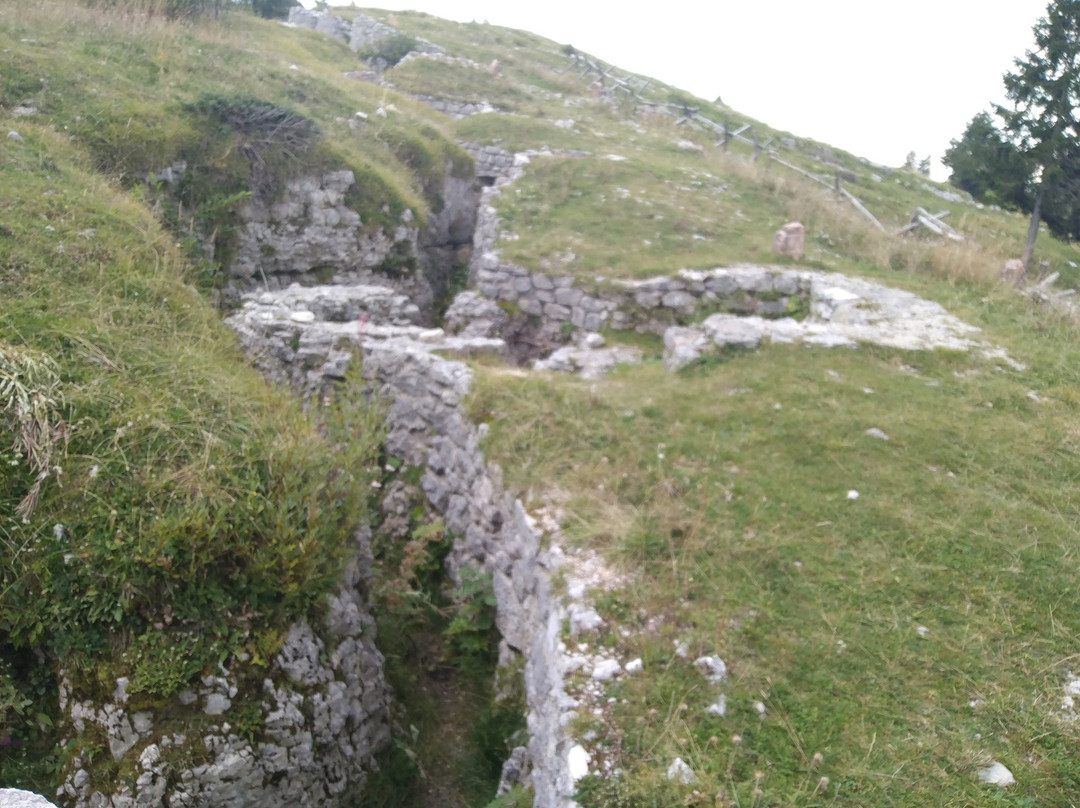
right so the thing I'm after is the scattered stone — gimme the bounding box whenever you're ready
[694,656,728,685]
[753,700,767,718]
[865,427,889,440]
[567,745,591,782]
[976,761,1015,787]
[847,490,860,500]
[773,222,805,260]
[12,105,37,117]
[1001,259,1026,287]
[625,658,643,674]
[568,604,604,635]
[7,131,24,143]
[591,659,622,681]
[915,625,929,638]
[203,693,231,715]
[706,694,727,717]
[666,757,698,785]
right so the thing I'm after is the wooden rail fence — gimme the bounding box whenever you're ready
[561,51,959,240]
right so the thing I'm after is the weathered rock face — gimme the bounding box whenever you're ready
[286,8,444,59]
[0,790,58,808]
[285,7,351,42]
[229,168,480,322]
[230,170,418,289]
[58,557,391,808]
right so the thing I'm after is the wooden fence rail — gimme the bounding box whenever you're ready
[562,51,956,240]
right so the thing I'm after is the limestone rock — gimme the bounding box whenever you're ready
[662,326,709,371]
[1001,259,1026,287]
[773,221,805,260]
[977,761,1015,787]
[0,790,59,808]
[444,291,508,338]
[694,655,729,685]
[666,757,698,784]
[59,581,390,808]
[703,314,765,349]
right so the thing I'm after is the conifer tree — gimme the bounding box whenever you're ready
[996,0,1080,269]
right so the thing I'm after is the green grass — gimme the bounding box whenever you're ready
[0,0,470,239]
[0,113,383,791]
[360,3,1080,289]
[468,290,1080,806]
[6,2,1080,806]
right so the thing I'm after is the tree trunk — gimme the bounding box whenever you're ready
[1022,185,1046,272]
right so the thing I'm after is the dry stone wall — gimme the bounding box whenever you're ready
[57,564,390,808]
[230,168,479,321]
[226,283,585,807]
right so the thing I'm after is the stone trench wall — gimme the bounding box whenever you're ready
[57,562,391,808]
[229,167,479,321]
[466,145,812,335]
[219,289,581,807]
[359,344,574,805]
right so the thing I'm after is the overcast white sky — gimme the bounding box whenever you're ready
[308,1,1051,180]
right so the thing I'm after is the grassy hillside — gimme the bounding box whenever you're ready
[370,8,1080,808]
[2,2,1080,808]
[374,7,1080,289]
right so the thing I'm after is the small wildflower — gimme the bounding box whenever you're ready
[814,776,830,793]
[811,751,824,767]
[731,734,742,745]
[754,771,764,782]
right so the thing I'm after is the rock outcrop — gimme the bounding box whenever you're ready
[286,8,444,59]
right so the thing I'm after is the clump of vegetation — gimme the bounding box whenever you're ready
[360,33,420,68]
